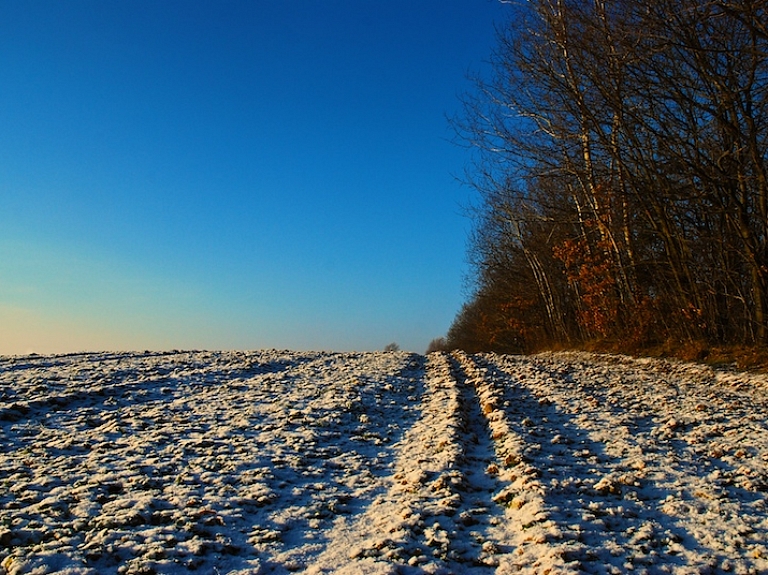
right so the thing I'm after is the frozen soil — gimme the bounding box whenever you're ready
[1,350,767,574]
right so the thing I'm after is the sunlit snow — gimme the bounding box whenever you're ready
[1,350,767,574]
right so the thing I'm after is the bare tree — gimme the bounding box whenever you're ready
[449,0,768,352]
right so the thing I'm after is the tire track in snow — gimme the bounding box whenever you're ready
[307,352,523,574]
[451,351,580,574]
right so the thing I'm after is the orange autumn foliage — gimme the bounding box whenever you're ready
[552,233,619,339]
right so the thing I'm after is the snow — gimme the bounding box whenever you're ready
[1,349,767,574]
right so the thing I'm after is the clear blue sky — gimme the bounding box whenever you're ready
[0,1,506,355]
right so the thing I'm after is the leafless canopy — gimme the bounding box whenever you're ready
[449,0,768,353]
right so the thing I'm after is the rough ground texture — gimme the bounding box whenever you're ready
[1,350,767,574]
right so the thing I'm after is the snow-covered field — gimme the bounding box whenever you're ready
[2,350,768,575]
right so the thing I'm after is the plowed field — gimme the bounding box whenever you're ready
[2,350,767,574]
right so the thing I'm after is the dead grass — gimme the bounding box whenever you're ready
[555,339,768,373]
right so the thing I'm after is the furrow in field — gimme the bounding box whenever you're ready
[452,351,581,574]
[305,352,468,573]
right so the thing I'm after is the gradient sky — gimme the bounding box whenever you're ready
[0,1,506,355]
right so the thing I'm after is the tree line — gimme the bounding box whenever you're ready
[443,0,768,359]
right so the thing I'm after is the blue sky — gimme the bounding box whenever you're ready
[0,1,506,354]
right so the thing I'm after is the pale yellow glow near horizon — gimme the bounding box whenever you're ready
[0,305,104,355]
[0,240,238,356]
[0,305,193,356]
[0,306,148,355]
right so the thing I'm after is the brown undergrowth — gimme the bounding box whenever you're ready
[564,339,768,373]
